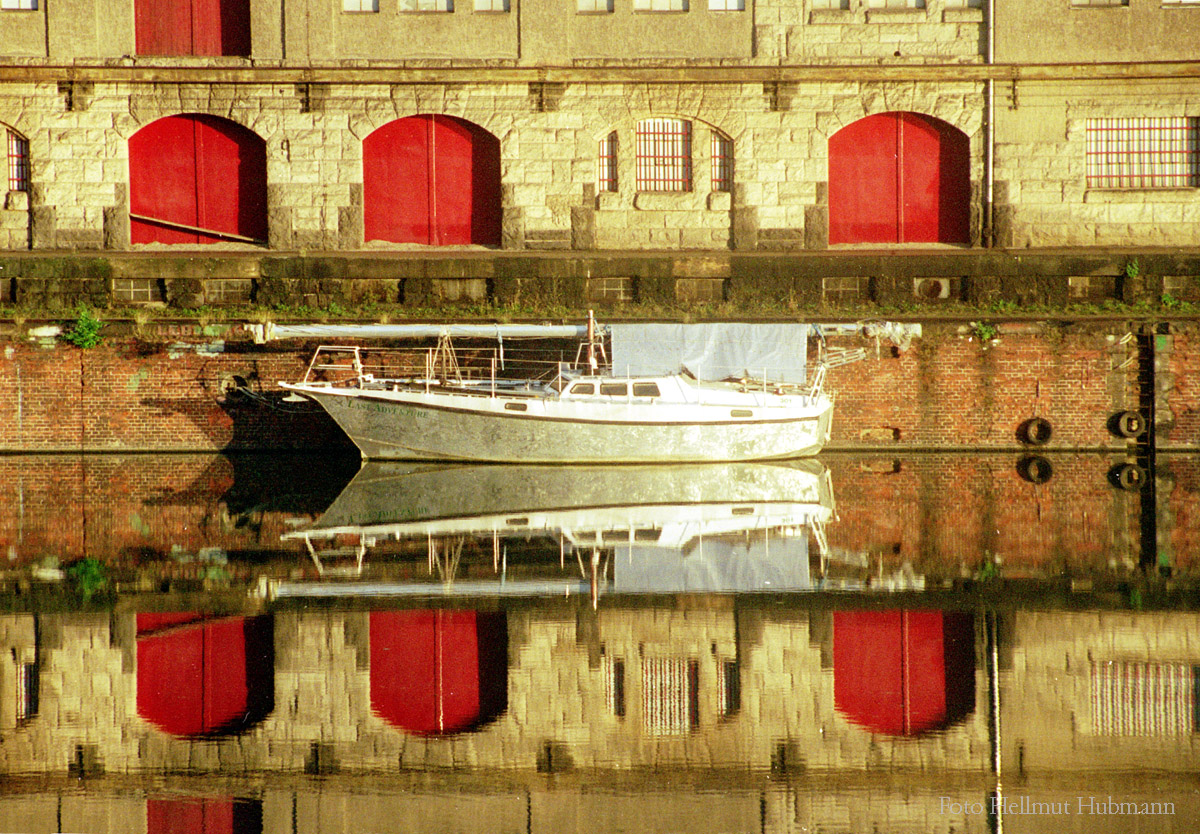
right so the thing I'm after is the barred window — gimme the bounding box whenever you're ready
[711,131,733,191]
[398,0,452,9]
[1,0,38,9]
[7,129,29,192]
[474,0,507,9]
[343,0,378,10]
[16,661,38,721]
[1086,117,1200,189]
[642,657,699,735]
[577,0,613,9]
[1091,661,1198,736]
[708,0,743,8]
[636,119,692,192]
[598,131,618,192]
[633,0,687,9]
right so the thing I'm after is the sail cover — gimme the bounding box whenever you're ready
[609,323,810,383]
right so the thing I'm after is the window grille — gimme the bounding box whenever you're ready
[636,119,691,192]
[343,0,378,10]
[642,657,699,735]
[604,656,626,717]
[633,0,688,9]
[708,0,743,8]
[7,130,29,192]
[473,0,507,9]
[577,0,613,9]
[711,132,733,192]
[1091,661,1197,736]
[398,0,452,10]
[0,0,38,9]
[598,131,618,192]
[16,662,38,721]
[1086,117,1200,189]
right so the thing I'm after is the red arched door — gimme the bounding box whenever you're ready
[369,609,508,735]
[832,609,975,736]
[828,112,970,245]
[135,0,251,56]
[363,115,501,246]
[129,115,267,245]
[136,612,274,737]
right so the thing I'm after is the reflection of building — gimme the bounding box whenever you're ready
[2,605,1199,779]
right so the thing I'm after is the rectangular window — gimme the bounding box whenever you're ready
[1086,117,1200,189]
[473,0,507,8]
[636,118,692,192]
[633,0,687,9]
[811,0,850,7]
[343,0,378,9]
[866,0,925,8]
[642,657,698,735]
[598,131,618,193]
[711,132,733,192]
[604,656,626,717]
[16,662,38,721]
[577,0,613,9]
[0,0,38,9]
[1071,0,1127,6]
[708,0,743,7]
[8,131,29,192]
[398,0,452,10]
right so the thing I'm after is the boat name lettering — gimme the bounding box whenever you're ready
[336,398,429,419]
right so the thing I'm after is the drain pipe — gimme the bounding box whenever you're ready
[985,0,996,247]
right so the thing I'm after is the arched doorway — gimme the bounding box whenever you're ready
[832,609,975,736]
[363,115,502,246]
[369,609,508,735]
[128,114,267,245]
[136,612,274,737]
[828,112,970,245]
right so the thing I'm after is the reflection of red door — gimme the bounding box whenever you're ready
[148,797,262,834]
[136,612,274,737]
[363,115,502,246]
[832,609,975,736]
[129,115,267,245]
[135,0,251,56]
[828,112,969,245]
[369,610,508,735]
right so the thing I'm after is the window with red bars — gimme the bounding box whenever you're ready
[1085,117,1200,189]
[711,131,733,191]
[636,118,692,192]
[7,129,29,192]
[598,131,618,192]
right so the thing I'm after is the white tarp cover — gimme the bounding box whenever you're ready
[609,323,810,383]
[613,536,810,593]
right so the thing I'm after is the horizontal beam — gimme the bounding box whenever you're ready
[2,61,1200,86]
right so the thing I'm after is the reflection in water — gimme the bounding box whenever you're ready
[1,453,1199,833]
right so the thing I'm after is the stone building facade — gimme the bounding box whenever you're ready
[0,0,1196,260]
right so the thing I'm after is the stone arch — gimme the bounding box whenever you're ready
[128,113,268,245]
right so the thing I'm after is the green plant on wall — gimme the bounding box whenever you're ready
[62,305,105,348]
[971,321,999,342]
[65,558,110,602]
[1124,259,1141,280]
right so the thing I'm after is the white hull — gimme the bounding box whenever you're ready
[281,380,834,463]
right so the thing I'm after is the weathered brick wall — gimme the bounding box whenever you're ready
[823,322,1139,450]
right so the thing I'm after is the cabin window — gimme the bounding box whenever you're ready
[504,401,528,411]
[1086,117,1199,188]
[634,528,661,542]
[631,382,660,397]
[599,382,628,396]
[569,382,595,396]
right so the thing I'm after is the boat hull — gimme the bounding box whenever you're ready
[285,385,833,463]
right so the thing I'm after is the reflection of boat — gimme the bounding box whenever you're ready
[278,318,833,463]
[275,460,835,598]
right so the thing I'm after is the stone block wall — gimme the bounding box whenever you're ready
[994,79,1200,249]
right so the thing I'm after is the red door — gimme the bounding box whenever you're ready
[148,797,262,834]
[129,115,268,245]
[363,115,502,246]
[136,612,274,737]
[369,609,508,735]
[828,112,970,245]
[135,0,251,56]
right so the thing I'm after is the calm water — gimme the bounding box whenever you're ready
[1,452,1199,833]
